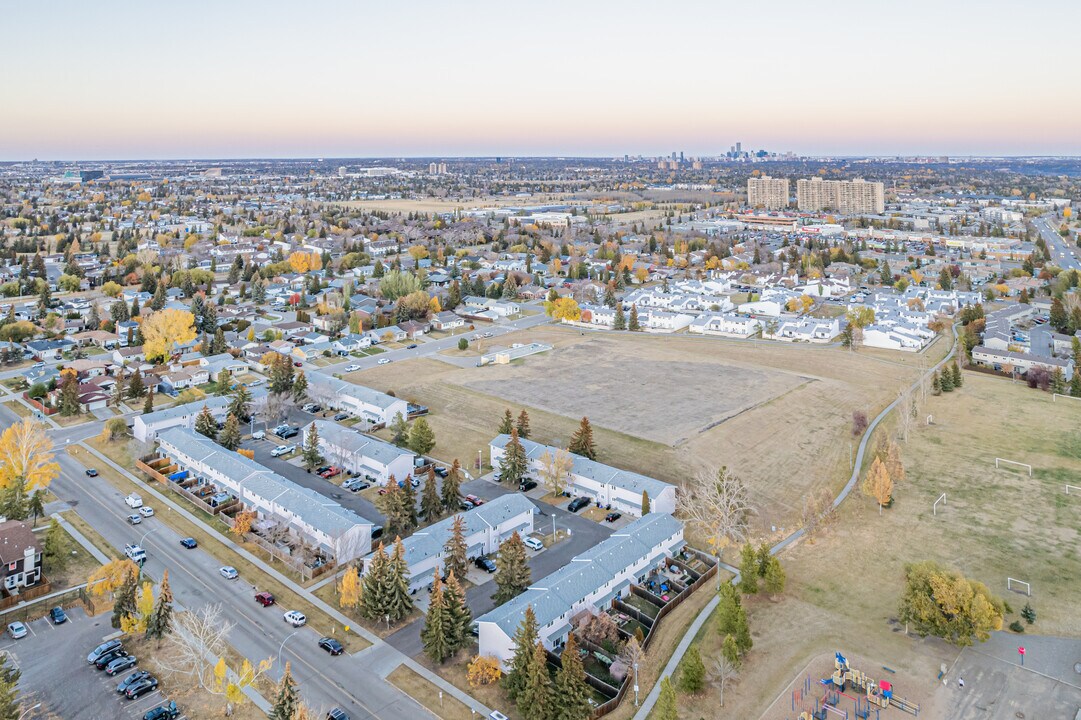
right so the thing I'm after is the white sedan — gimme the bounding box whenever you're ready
[139,506,154,517]
[283,610,307,627]
[219,566,239,580]
[344,364,360,372]
[377,358,392,365]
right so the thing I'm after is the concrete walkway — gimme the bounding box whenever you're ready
[51,510,111,564]
[78,439,493,717]
[633,325,962,720]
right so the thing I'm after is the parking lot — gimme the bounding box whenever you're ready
[2,606,186,719]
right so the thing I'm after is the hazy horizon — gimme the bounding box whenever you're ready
[5,0,1079,161]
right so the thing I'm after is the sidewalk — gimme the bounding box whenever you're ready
[78,439,493,717]
[51,510,111,564]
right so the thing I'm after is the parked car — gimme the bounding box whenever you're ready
[139,506,154,517]
[377,358,391,365]
[326,709,350,720]
[319,466,341,479]
[127,514,142,525]
[333,412,350,421]
[371,525,384,540]
[459,500,475,510]
[180,537,198,549]
[294,361,303,368]
[271,444,295,457]
[125,675,159,699]
[105,654,139,676]
[125,493,143,508]
[474,556,497,573]
[117,669,151,694]
[279,427,299,439]
[316,466,331,475]
[283,610,307,627]
[464,494,484,506]
[255,591,275,607]
[406,343,418,349]
[7,622,27,639]
[519,480,537,492]
[88,639,123,663]
[49,606,67,624]
[142,701,180,720]
[220,566,239,580]
[605,512,622,523]
[523,537,544,552]
[85,468,98,477]
[318,637,344,656]
[252,430,266,440]
[95,649,129,670]
[567,497,590,512]
[434,466,448,478]
[302,403,318,413]
[344,364,360,372]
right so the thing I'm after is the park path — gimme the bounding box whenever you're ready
[632,324,961,720]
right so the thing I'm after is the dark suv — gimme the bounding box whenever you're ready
[567,496,590,512]
[474,556,497,573]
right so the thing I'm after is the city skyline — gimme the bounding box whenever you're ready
[4,0,1079,161]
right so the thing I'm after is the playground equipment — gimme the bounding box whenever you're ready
[827,653,920,716]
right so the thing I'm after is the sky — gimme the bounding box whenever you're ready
[3,0,1079,160]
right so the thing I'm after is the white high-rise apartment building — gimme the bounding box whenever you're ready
[747,175,791,210]
[797,177,885,215]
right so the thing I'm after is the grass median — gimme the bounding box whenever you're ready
[388,665,474,720]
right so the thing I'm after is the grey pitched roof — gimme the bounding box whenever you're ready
[309,374,402,411]
[306,420,414,467]
[490,434,671,498]
[476,513,682,637]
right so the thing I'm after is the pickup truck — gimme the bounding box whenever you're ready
[124,544,147,564]
[125,494,143,509]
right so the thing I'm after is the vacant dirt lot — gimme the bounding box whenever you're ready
[355,325,927,531]
[464,337,809,446]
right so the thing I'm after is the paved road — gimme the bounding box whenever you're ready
[1035,215,1080,272]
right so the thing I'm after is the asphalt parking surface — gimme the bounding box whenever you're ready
[1,606,186,720]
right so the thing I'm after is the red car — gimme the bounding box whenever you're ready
[319,466,341,479]
[464,494,484,506]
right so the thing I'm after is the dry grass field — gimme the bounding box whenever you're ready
[354,325,927,530]
[687,372,1081,719]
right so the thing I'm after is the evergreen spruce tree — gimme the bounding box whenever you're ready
[112,568,138,629]
[548,633,592,720]
[219,413,242,451]
[738,543,759,594]
[952,362,963,387]
[389,412,409,445]
[443,570,471,653]
[127,368,146,399]
[654,677,678,720]
[292,370,308,404]
[151,282,166,311]
[441,459,463,513]
[518,642,551,720]
[43,518,67,572]
[420,468,442,524]
[1051,367,1067,394]
[941,365,955,392]
[504,606,540,700]
[0,654,21,720]
[932,371,942,395]
[398,477,418,533]
[383,537,415,623]
[628,304,640,331]
[408,417,436,454]
[142,390,154,414]
[217,368,231,394]
[763,556,786,597]
[194,405,217,440]
[568,417,596,460]
[1071,371,1081,398]
[146,569,174,641]
[498,408,514,435]
[613,305,626,330]
[359,543,389,621]
[443,515,469,583]
[302,423,324,472]
[641,490,651,515]
[211,327,227,355]
[422,575,453,663]
[268,662,300,720]
[498,428,527,485]
[516,409,531,439]
[27,490,45,526]
[679,645,706,693]
[493,531,532,604]
[58,370,80,416]
[229,384,252,421]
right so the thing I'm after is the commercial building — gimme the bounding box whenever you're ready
[746,175,790,210]
[489,435,676,517]
[476,513,684,666]
[797,177,885,215]
[300,420,415,485]
[360,494,535,594]
[157,427,371,563]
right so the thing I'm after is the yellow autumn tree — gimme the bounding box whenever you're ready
[467,655,502,687]
[231,510,256,536]
[87,558,140,596]
[545,297,581,322]
[237,448,255,460]
[338,565,361,609]
[141,308,197,362]
[861,456,893,511]
[429,296,442,314]
[121,581,155,634]
[0,419,60,492]
[288,252,322,273]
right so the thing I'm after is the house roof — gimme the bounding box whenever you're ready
[0,520,41,564]
[305,420,414,467]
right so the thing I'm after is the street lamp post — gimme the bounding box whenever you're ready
[278,630,299,669]
[633,662,639,706]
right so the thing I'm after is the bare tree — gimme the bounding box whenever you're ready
[895,387,917,443]
[157,604,234,692]
[678,467,756,589]
[800,488,837,543]
[538,448,573,495]
[709,655,740,707]
[255,392,289,430]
